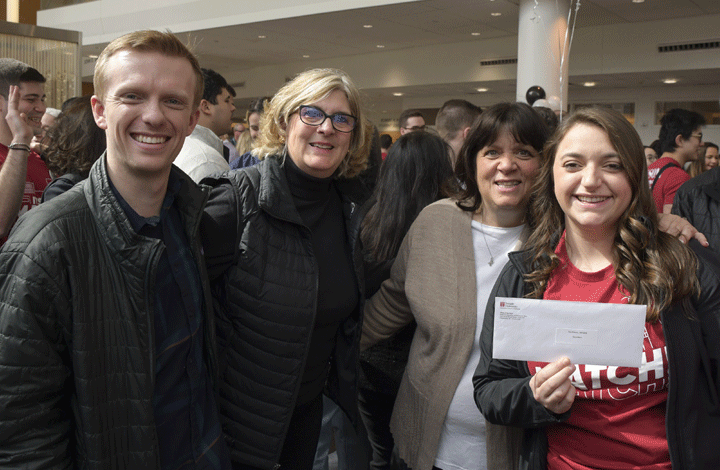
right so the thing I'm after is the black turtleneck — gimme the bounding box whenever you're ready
[283,156,358,405]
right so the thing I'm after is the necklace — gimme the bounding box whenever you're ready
[478,210,494,266]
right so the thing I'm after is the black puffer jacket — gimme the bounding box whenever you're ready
[202,156,368,469]
[473,241,720,470]
[672,166,720,253]
[0,156,217,470]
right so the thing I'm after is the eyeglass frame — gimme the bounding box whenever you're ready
[402,125,426,132]
[297,105,357,133]
[690,132,703,141]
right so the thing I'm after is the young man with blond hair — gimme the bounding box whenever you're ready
[0,30,230,470]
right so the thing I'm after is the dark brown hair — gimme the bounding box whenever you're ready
[45,95,106,178]
[453,102,550,212]
[524,106,699,321]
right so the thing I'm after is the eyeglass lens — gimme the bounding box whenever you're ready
[299,106,356,132]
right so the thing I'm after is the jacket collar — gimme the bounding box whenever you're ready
[256,154,369,226]
[84,153,209,258]
[256,155,304,225]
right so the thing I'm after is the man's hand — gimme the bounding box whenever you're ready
[529,357,576,415]
[6,85,33,146]
[657,213,708,246]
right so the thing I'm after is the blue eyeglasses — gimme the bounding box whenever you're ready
[298,105,357,133]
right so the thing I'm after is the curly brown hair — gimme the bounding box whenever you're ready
[44,95,106,178]
[524,106,699,322]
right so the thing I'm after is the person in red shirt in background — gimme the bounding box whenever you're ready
[0,59,51,241]
[475,106,720,469]
[379,133,392,160]
[647,108,705,214]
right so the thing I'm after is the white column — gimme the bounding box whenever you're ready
[516,0,571,110]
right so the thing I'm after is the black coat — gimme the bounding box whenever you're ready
[473,242,720,470]
[672,166,720,253]
[0,156,216,470]
[202,156,369,469]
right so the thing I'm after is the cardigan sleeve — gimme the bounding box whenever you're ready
[361,225,415,351]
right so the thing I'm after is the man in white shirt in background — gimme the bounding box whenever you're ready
[174,67,235,182]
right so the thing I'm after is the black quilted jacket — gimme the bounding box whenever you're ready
[0,156,217,469]
[474,242,720,470]
[201,156,368,469]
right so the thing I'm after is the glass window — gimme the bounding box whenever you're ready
[655,101,720,125]
[571,103,635,125]
[40,0,96,9]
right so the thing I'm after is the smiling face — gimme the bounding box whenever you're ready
[16,81,47,135]
[553,123,632,237]
[284,88,352,178]
[475,128,541,227]
[705,146,719,170]
[248,112,261,140]
[91,50,199,181]
[677,127,703,162]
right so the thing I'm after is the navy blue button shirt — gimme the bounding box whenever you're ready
[110,173,230,470]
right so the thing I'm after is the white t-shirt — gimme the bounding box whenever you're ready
[433,221,524,470]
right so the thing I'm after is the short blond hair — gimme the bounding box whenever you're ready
[252,68,370,178]
[93,30,203,108]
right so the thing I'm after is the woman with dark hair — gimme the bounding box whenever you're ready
[474,106,720,469]
[41,95,106,202]
[358,131,454,469]
[362,102,551,470]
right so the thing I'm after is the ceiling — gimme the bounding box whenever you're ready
[78,0,720,115]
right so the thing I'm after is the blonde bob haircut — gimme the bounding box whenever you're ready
[94,30,204,108]
[252,68,370,178]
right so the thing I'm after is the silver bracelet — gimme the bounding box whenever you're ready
[8,143,31,152]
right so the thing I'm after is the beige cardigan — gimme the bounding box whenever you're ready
[362,198,520,470]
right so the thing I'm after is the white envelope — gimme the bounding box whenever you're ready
[492,297,647,368]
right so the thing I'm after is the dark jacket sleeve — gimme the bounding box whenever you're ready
[200,176,241,281]
[473,259,570,428]
[41,173,84,203]
[0,239,73,469]
[670,183,692,220]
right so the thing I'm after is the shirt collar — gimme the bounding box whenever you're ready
[108,171,182,233]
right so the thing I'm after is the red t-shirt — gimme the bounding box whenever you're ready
[527,234,670,470]
[0,143,51,243]
[647,156,689,213]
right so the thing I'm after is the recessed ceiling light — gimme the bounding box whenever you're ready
[663,78,678,84]
[471,32,481,36]
[258,35,266,39]
[476,88,488,92]
[377,45,385,48]
[88,54,98,59]
[491,12,502,17]
[583,82,596,87]
[632,0,645,3]
[393,92,403,97]
[303,55,310,58]
[363,24,373,28]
